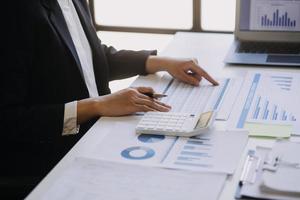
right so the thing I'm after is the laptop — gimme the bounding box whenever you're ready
[225,0,300,66]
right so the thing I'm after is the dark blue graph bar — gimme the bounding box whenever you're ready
[253,96,261,119]
[261,10,296,28]
[263,101,269,120]
[174,162,213,168]
[181,151,211,157]
[177,156,200,161]
[183,146,196,150]
[187,140,212,146]
[272,105,278,120]
[282,110,287,121]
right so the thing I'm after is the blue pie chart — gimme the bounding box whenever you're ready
[138,134,165,143]
[121,146,155,160]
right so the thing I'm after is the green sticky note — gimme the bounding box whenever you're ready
[244,122,292,138]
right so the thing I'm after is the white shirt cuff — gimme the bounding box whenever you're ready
[62,101,80,136]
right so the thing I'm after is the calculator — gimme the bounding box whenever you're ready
[135,111,216,137]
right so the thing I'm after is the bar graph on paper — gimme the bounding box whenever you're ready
[249,75,297,122]
[235,72,300,135]
[251,96,297,121]
[172,137,214,169]
[162,131,248,173]
[250,0,300,31]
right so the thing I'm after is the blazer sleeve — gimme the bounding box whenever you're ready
[0,6,65,143]
[77,0,158,81]
[101,44,157,81]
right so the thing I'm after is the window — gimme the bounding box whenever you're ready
[90,0,235,32]
[201,0,235,31]
[94,0,193,30]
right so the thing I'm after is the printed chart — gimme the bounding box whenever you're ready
[232,71,300,135]
[91,122,247,174]
[163,131,248,173]
[170,137,214,169]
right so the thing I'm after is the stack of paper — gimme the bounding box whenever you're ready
[42,157,227,200]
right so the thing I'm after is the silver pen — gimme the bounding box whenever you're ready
[143,92,168,99]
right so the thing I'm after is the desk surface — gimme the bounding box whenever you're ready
[26,32,300,200]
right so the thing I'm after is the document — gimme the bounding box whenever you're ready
[42,157,227,200]
[90,122,248,174]
[229,71,300,136]
[162,130,248,174]
[90,121,177,166]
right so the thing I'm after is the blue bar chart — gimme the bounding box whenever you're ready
[261,10,296,28]
[162,131,249,173]
[236,72,299,135]
[250,74,296,122]
[249,0,300,31]
[172,137,214,169]
[251,95,297,122]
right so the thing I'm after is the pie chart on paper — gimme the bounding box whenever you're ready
[121,146,155,160]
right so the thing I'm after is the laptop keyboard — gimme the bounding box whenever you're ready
[237,42,300,54]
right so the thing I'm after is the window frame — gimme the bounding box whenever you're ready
[89,0,232,34]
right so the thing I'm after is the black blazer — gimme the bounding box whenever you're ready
[0,0,156,178]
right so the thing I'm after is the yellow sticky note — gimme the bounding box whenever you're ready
[244,122,292,138]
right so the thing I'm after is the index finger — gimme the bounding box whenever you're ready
[189,64,219,86]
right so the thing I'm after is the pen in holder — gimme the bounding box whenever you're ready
[239,150,261,185]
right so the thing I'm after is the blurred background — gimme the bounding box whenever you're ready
[89,0,235,91]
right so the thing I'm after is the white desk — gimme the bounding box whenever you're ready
[26,32,300,200]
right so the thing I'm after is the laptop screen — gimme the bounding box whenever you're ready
[239,0,300,32]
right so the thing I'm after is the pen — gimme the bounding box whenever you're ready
[239,154,251,186]
[143,92,167,98]
[239,150,257,186]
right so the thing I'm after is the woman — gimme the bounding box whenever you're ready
[0,0,218,198]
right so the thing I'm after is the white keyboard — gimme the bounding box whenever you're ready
[136,111,215,137]
[161,78,229,114]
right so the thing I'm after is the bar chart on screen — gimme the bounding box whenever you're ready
[260,9,296,28]
[250,0,300,31]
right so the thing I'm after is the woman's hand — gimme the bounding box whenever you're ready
[77,87,171,123]
[146,56,219,86]
[95,87,171,117]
